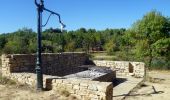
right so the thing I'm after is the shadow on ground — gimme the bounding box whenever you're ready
[113,78,127,87]
[113,84,164,98]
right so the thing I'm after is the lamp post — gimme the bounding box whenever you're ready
[34,0,65,90]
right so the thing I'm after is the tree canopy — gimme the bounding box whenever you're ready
[0,11,170,69]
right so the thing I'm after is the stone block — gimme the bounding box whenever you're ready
[55,79,63,83]
[80,86,88,90]
[66,84,73,90]
[76,90,88,96]
[80,82,89,87]
[97,82,113,93]
[88,84,98,91]
[73,85,80,90]
[69,90,75,94]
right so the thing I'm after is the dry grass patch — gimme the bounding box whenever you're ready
[0,75,16,85]
[148,77,165,83]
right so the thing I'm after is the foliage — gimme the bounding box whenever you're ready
[0,11,170,69]
[132,11,170,68]
[152,38,170,57]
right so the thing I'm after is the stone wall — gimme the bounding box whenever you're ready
[1,53,88,77]
[1,53,145,78]
[93,60,145,77]
[1,53,145,100]
[1,53,114,100]
[9,72,62,88]
[48,79,113,100]
[8,73,113,100]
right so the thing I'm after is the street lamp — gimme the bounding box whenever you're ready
[34,0,65,90]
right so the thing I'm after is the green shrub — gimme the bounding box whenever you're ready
[151,58,170,70]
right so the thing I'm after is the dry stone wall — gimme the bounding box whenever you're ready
[9,73,60,88]
[93,60,145,78]
[1,53,88,77]
[48,79,113,100]
[1,53,114,100]
[4,73,113,100]
[1,53,145,100]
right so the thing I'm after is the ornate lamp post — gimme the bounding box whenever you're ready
[34,0,65,90]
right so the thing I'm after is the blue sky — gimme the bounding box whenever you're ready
[0,0,170,33]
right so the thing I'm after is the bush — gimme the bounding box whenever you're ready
[151,58,170,70]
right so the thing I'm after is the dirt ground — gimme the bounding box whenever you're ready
[125,71,170,100]
[0,84,54,100]
[0,68,77,100]
[0,84,78,100]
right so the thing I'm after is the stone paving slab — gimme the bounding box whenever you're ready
[113,76,143,100]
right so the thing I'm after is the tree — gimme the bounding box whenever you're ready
[0,34,7,53]
[132,11,170,67]
[104,39,116,55]
[42,40,53,53]
[133,11,170,41]
[28,38,37,53]
[3,37,28,54]
[64,41,76,52]
[152,38,170,59]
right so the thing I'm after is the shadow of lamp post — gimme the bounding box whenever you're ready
[34,0,66,90]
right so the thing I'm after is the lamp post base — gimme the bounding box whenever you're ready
[36,66,43,90]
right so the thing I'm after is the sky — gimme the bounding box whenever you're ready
[0,0,170,33]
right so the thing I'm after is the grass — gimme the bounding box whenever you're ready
[90,52,116,60]
[0,74,16,85]
[90,51,137,61]
[60,90,70,97]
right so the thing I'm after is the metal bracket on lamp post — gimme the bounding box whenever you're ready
[34,0,65,90]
